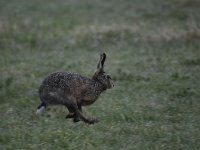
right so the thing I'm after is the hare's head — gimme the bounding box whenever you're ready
[92,53,114,89]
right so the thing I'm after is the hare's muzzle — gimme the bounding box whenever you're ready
[109,80,114,89]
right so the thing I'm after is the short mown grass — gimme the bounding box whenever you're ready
[0,0,200,149]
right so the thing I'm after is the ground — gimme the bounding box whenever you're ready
[0,0,200,149]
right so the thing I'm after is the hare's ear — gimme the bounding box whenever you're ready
[97,53,106,71]
[92,53,106,80]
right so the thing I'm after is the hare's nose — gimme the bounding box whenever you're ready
[112,82,114,87]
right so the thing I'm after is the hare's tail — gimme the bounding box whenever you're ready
[36,102,46,115]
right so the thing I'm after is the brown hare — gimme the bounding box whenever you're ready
[36,53,114,124]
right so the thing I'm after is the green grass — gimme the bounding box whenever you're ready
[0,0,200,149]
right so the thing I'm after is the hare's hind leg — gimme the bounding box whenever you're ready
[36,102,46,115]
[65,103,82,121]
[65,105,76,119]
[65,104,80,122]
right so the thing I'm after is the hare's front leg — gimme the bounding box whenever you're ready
[65,100,98,124]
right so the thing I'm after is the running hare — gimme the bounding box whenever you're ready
[36,53,114,124]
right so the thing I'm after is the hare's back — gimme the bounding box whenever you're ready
[41,71,83,89]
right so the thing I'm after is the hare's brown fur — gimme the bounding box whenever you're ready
[37,53,113,124]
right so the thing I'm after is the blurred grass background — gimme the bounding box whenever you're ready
[0,0,200,149]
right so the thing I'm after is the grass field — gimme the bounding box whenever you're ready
[0,0,200,149]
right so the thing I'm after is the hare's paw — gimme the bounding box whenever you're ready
[66,113,75,119]
[87,117,99,124]
[73,117,80,123]
[66,113,80,123]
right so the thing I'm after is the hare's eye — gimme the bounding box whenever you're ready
[103,75,108,79]
[106,75,111,79]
